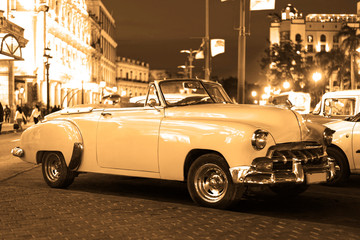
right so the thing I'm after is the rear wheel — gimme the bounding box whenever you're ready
[326,147,350,185]
[187,154,244,209]
[42,152,75,188]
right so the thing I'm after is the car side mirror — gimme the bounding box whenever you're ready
[148,98,157,107]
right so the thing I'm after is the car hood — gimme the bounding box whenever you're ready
[165,104,319,144]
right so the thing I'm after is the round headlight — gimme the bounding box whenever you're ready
[323,128,335,146]
[252,130,269,150]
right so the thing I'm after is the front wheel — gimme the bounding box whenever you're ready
[42,152,75,188]
[326,147,350,186]
[187,154,244,209]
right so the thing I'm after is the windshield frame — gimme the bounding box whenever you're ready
[158,79,232,107]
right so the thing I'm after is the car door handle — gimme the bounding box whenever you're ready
[101,112,112,117]
[356,150,360,154]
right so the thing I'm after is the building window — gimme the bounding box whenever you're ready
[295,34,302,42]
[307,45,313,53]
[306,56,313,63]
[321,45,326,52]
[10,0,16,10]
[281,31,290,41]
[333,35,339,43]
[320,34,326,42]
[307,35,313,43]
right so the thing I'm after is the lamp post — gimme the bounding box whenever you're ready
[43,47,52,114]
[180,49,198,78]
[312,71,322,103]
[100,81,106,102]
[205,0,210,80]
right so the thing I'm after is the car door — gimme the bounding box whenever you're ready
[96,85,163,172]
[353,121,360,170]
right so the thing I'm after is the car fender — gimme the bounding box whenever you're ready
[158,119,276,181]
[20,119,83,170]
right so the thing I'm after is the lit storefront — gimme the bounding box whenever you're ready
[0,9,28,115]
[1,0,117,112]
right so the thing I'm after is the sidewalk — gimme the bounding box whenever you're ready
[1,122,34,134]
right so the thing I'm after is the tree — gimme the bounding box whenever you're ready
[337,25,360,89]
[260,40,309,92]
[315,48,349,91]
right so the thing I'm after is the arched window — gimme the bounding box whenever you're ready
[307,35,313,43]
[320,34,326,42]
[295,34,301,42]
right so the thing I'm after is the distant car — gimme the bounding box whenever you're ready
[269,91,311,114]
[12,79,335,209]
[325,112,360,185]
[305,90,360,125]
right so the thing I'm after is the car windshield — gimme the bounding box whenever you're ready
[159,80,232,106]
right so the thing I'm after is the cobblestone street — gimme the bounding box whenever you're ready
[1,166,360,240]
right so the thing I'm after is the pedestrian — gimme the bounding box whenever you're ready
[14,106,26,131]
[0,102,3,134]
[4,105,10,123]
[30,105,41,124]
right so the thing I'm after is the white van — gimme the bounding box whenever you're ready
[306,90,360,124]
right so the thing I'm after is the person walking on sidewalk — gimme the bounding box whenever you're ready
[4,105,10,123]
[0,102,4,135]
[14,106,26,131]
[30,105,41,124]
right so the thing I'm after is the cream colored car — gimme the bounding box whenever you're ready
[325,113,360,185]
[12,79,336,209]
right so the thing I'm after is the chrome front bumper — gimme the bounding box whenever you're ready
[11,147,24,157]
[230,142,336,185]
[230,157,335,184]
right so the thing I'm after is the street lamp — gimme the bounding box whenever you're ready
[180,49,198,78]
[283,81,290,90]
[100,81,106,101]
[312,71,322,103]
[43,47,52,114]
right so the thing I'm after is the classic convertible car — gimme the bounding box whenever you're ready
[12,79,336,209]
[324,112,360,185]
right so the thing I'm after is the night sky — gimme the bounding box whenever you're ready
[103,0,356,83]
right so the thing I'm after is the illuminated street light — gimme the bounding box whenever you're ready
[100,81,106,100]
[43,47,52,114]
[312,71,322,103]
[251,91,257,97]
[312,72,322,82]
[180,49,198,78]
[283,81,290,90]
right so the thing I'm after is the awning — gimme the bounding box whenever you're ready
[0,33,23,60]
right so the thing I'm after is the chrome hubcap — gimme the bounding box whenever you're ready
[194,163,228,203]
[45,153,62,182]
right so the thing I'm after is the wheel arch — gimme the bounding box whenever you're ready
[183,149,228,181]
[328,144,351,170]
[21,119,83,169]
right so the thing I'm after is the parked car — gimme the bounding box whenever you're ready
[12,79,336,209]
[324,112,360,185]
[268,91,311,114]
[305,90,360,125]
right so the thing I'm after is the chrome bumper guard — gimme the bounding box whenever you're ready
[230,142,336,185]
[11,147,24,157]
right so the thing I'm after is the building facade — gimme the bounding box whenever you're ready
[0,0,116,112]
[269,2,360,91]
[87,0,117,96]
[115,57,150,98]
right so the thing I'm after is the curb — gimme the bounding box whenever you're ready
[0,164,40,183]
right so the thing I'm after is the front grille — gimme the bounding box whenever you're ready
[268,143,326,171]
